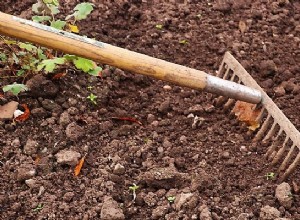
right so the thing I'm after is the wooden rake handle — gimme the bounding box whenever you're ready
[0,12,261,104]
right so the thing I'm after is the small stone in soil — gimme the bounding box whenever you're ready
[175,192,193,210]
[0,101,19,120]
[65,122,84,141]
[24,139,39,155]
[259,205,280,220]
[16,164,36,181]
[100,196,125,220]
[55,150,81,166]
[113,163,125,175]
[275,182,293,208]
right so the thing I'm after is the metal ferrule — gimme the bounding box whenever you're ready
[206,75,262,104]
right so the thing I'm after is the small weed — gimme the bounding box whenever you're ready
[179,39,188,44]
[3,83,29,96]
[155,24,163,30]
[129,183,139,201]
[265,172,276,180]
[167,196,176,203]
[33,204,43,212]
[87,93,97,105]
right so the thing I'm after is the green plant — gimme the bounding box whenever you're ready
[167,196,175,203]
[0,0,102,90]
[3,83,29,96]
[155,24,163,30]
[179,39,188,44]
[129,183,139,201]
[87,93,97,105]
[32,204,43,212]
[265,172,276,180]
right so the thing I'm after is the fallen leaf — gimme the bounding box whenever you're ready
[238,20,247,34]
[52,72,67,79]
[111,117,143,126]
[68,24,79,33]
[74,154,86,176]
[35,156,41,165]
[232,101,261,131]
[15,104,30,122]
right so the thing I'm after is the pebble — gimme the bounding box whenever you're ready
[163,85,172,90]
[11,138,21,148]
[65,122,84,141]
[147,114,156,123]
[240,145,248,152]
[158,98,171,114]
[260,205,280,220]
[59,111,71,126]
[55,150,81,166]
[100,196,125,220]
[175,192,193,210]
[25,179,38,188]
[0,101,19,120]
[16,165,36,181]
[24,139,39,155]
[274,86,286,97]
[113,163,125,175]
[275,182,293,208]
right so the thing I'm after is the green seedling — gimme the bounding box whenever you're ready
[179,39,188,44]
[129,183,139,201]
[87,93,97,105]
[3,83,28,96]
[167,196,176,203]
[155,24,163,30]
[265,172,276,180]
[33,204,43,212]
[87,85,93,91]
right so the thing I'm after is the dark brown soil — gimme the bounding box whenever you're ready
[1,0,300,219]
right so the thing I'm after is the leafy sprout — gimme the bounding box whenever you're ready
[87,93,97,105]
[129,183,139,201]
[32,204,44,212]
[265,172,276,180]
[3,83,29,96]
[167,196,176,203]
[155,24,163,30]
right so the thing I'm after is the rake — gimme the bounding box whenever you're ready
[0,12,299,181]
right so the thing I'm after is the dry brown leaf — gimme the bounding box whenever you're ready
[232,101,261,131]
[239,20,247,34]
[74,155,86,176]
[15,104,30,122]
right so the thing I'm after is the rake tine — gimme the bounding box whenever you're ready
[253,114,271,142]
[271,136,289,164]
[262,121,277,143]
[280,152,300,181]
[278,144,296,172]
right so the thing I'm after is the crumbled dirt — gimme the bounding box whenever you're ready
[1,0,300,219]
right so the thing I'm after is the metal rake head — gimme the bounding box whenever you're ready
[215,52,300,181]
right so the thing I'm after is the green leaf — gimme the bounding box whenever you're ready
[179,39,188,44]
[50,20,66,30]
[88,66,102,76]
[63,54,77,61]
[17,69,26,76]
[18,42,37,52]
[0,53,7,62]
[73,57,94,72]
[66,3,94,21]
[3,83,28,96]
[43,0,59,6]
[37,57,66,73]
[48,5,60,15]
[32,15,51,23]
[37,48,47,60]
